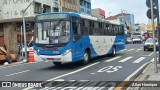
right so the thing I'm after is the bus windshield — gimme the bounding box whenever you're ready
[35,20,70,44]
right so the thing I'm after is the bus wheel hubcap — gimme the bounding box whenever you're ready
[84,53,88,62]
[113,48,115,55]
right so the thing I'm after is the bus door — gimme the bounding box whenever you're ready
[72,17,83,61]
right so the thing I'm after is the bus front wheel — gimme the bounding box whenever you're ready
[82,51,90,65]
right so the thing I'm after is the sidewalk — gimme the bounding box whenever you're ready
[127,61,160,90]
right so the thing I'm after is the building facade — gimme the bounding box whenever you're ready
[135,23,147,35]
[78,0,92,15]
[106,13,135,36]
[92,8,105,19]
[59,0,78,12]
[0,0,60,53]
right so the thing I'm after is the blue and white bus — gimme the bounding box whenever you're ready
[33,12,125,65]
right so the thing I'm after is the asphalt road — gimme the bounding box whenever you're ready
[0,44,155,90]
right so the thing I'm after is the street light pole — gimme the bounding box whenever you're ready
[22,0,34,61]
[156,0,160,62]
[150,0,158,73]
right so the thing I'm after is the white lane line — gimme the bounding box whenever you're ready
[119,57,133,62]
[128,49,134,51]
[46,62,99,81]
[148,52,154,56]
[23,62,99,90]
[105,56,121,62]
[5,70,29,77]
[54,79,65,81]
[136,49,142,51]
[80,80,89,81]
[125,62,149,80]
[143,52,154,56]
[133,57,146,63]
[91,73,96,74]
[151,58,154,62]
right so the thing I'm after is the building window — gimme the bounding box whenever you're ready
[80,0,83,6]
[53,7,59,12]
[34,2,41,14]
[0,24,3,36]
[43,4,51,13]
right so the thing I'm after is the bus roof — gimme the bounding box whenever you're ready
[36,12,120,25]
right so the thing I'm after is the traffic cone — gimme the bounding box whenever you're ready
[27,48,34,62]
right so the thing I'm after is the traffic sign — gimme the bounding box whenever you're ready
[146,8,158,19]
[146,0,157,8]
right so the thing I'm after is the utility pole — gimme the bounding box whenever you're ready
[150,0,158,73]
[156,0,160,62]
[22,0,34,62]
[21,26,23,59]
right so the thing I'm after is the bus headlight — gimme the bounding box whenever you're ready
[62,49,71,56]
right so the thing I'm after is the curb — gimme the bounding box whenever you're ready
[126,61,154,90]
[0,61,27,68]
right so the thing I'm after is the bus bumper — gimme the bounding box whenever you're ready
[34,52,72,63]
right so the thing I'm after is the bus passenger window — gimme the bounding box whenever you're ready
[72,18,81,35]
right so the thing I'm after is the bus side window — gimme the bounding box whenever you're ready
[72,17,81,35]
[72,17,81,42]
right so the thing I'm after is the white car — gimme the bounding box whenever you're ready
[132,36,142,44]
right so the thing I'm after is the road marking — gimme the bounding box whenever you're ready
[119,57,132,62]
[80,80,89,81]
[136,49,142,51]
[128,49,134,51]
[0,61,40,70]
[114,61,150,90]
[105,56,121,62]
[5,70,29,77]
[23,62,99,90]
[133,57,146,63]
[54,79,65,81]
[46,62,99,81]
[143,52,154,57]
[148,52,154,56]
[91,73,96,74]
[151,58,154,62]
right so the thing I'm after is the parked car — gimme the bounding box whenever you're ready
[0,46,17,64]
[132,36,142,44]
[144,38,158,51]
[126,37,133,44]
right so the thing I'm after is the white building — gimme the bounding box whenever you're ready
[0,0,60,53]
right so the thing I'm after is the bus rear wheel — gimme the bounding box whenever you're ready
[53,62,61,66]
[111,47,116,57]
[82,51,90,65]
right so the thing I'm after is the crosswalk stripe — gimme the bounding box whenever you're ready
[105,56,121,62]
[133,57,146,63]
[128,49,134,51]
[119,57,133,62]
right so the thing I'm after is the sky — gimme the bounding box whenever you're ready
[91,0,148,24]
